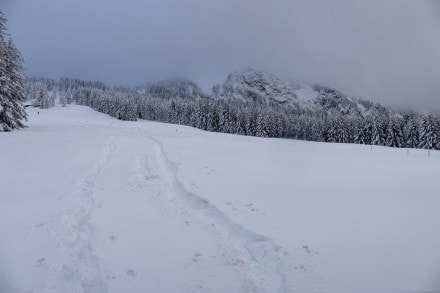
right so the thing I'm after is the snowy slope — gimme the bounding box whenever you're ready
[291,84,318,101]
[1,105,440,293]
[309,85,393,117]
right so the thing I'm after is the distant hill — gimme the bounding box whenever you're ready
[137,79,207,100]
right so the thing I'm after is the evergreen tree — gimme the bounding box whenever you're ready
[59,91,67,107]
[0,11,27,131]
[334,116,350,143]
[385,118,403,148]
[354,119,372,145]
[310,118,324,141]
[326,117,350,143]
[418,114,439,150]
[34,82,54,109]
[66,88,73,104]
[402,112,419,148]
[370,113,386,146]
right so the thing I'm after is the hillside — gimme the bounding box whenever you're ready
[1,105,439,292]
[215,69,394,118]
[137,79,207,100]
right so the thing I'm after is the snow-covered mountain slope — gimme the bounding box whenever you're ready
[216,69,393,117]
[309,85,393,117]
[1,105,440,292]
[216,69,301,108]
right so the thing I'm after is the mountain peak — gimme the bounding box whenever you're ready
[217,68,299,106]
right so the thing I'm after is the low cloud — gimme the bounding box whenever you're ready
[2,0,439,110]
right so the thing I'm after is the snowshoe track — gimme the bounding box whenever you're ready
[59,131,116,292]
[137,129,287,293]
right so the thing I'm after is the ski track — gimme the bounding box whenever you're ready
[42,122,288,293]
[58,128,115,293]
[135,128,288,293]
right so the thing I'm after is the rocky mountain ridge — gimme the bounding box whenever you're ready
[214,68,393,118]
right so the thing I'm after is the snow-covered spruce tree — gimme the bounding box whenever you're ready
[119,95,137,121]
[310,118,325,142]
[30,81,53,108]
[49,90,56,107]
[235,107,247,135]
[436,116,440,150]
[66,88,73,104]
[418,114,439,150]
[370,113,386,146]
[354,118,372,145]
[38,83,54,109]
[59,91,67,107]
[334,116,350,143]
[255,108,269,137]
[0,11,27,131]
[385,118,404,148]
[402,112,419,149]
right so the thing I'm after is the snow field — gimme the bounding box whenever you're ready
[1,105,439,292]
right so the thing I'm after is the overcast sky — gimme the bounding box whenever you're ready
[1,0,440,110]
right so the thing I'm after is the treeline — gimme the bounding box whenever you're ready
[26,77,55,91]
[60,77,107,92]
[25,80,56,108]
[136,80,207,100]
[22,77,440,150]
[65,83,440,150]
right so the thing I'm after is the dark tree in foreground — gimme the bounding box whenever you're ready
[0,11,27,131]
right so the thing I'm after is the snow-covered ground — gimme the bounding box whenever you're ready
[1,105,439,293]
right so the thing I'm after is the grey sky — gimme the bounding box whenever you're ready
[2,0,440,110]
